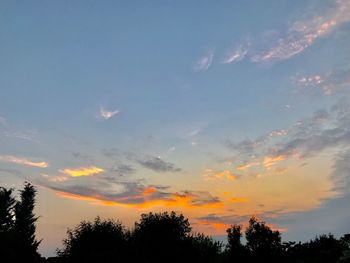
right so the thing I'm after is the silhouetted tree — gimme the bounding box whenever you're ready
[189,233,223,262]
[58,216,129,263]
[0,183,41,263]
[132,211,192,263]
[226,224,249,262]
[0,187,17,263]
[245,216,282,262]
[340,234,350,262]
[14,182,41,255]
[0,187,15,232]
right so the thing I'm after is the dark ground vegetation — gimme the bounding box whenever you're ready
[1,183,349,263]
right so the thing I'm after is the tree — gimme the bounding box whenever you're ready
[189,233,223,263]
[0,183,40,263]
[58,216,129,263]
[132,211,192,263]
[0,187,17,263]
[0,187,15,232]
[14,182,41,254]
[306,234,346,263]
[226,224,248,261]
[245,216,282,262]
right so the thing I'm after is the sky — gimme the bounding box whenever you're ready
[0,0,350,257]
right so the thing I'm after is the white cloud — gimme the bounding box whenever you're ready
[222,44,249,64]
[99,107,120,120]
[194,50,214,72]
[252,0,350,63]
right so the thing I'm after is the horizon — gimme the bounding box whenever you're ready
[0,0,350,257]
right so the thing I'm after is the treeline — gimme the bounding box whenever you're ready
[1,184,350,263]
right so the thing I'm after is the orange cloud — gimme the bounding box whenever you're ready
[0,155,48,168]
[55,188,223,210]
[143,187,157,196]
[204,169,238,181]
[196,220,230,231]
[275,167,288,175]
[236,161,260,171]
[230,197,249,203]
[61,166,104,177]
[263,155,286,169]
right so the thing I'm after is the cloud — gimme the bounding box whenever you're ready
[137,156,181,173]
[196,213,287,232]
[230,197,249,203]
[110,164,135,176]
[222,43,249,64]
[99,107,120,120]
[60,166,104,177]
[263,155,287,169]
[203,169,239,181]
[196,213,249,230]
[0,116,36,141]
[295,68,350,95]
[42,174,69,183]
[236,161,260,171]
[330,149,350,194]
[251,0,350,63]
[0,155,48,168]
[38,178,222,209]
[194,50,214,72]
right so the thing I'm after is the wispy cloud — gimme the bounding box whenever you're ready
[203,169,238,181]
[0,155,48,168]
[252,0,350,63]
[99,107,120,120]
[222,43,249,64]
[295,68,350,95]
[194,50,214,72]
[60,166,104,177]
[0,116,36,141]
[263,155,287,169]
[236,161,260,171]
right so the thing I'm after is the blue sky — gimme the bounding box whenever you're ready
[0,0,350,256]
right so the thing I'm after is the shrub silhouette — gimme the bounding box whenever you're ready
[57,216,129,263]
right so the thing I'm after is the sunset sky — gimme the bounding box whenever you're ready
[1,0,350,256]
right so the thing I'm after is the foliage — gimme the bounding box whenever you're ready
[58,216,129,263]
[226,224,249,261]
[132,211,192,263]
[0,182,40,263]
[245,216,282,262]
[1,183,350,263]
[189,233,223,263]
[15,182,41,252]
[0,187,16,232]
